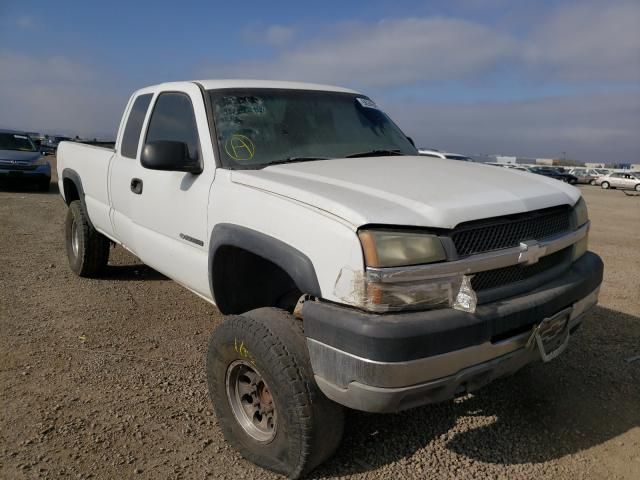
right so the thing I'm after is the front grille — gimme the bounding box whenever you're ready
[471,248,570,292]
[450,206,571,257]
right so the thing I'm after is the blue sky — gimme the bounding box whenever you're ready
[1,0,639,162]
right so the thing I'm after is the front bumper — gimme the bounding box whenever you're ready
[303,252,603,413]
[0,164,51,181]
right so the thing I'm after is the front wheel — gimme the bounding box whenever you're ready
[65,200,110,277]
[206,308,344,478]
[635,184,640,192]
[601,181,610,189]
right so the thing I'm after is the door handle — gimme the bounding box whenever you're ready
[130,178,143,194]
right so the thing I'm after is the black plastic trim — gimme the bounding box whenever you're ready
[193,82,222,168]
[208,223,322,302]
[60,168,96,230]
[302,252,603,363]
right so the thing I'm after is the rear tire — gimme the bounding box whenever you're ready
[589,179,597,186]
[206,307,344,478]
[601,181,610,189]
[65,200,110,277]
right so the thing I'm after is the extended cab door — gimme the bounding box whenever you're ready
[109,92,153,251]
[130,84,216,298]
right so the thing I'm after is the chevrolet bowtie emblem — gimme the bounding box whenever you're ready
[518,240,546,265]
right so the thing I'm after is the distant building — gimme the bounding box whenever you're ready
[495,156,517,164]
[535,158,556,166]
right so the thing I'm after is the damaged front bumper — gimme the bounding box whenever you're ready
[303,252,603,413]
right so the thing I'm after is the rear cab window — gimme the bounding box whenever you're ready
[121,94,153,159]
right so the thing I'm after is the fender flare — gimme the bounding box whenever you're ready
[208,223,322,303]
[61,168,95,229]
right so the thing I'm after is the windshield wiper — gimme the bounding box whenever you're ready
[264,156,329,167]
[344,149,405,158]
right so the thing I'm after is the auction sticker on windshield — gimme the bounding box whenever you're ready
[356,97,378,109]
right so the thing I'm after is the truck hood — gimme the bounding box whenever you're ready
[0,149,41,163]
[231,156,580,229]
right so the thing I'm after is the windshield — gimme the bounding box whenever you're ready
[208,89,417,168]
[0,133,37,152]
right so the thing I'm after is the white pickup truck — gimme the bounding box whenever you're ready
[57,80,603,478]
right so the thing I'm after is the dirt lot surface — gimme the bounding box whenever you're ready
[1,160,639,479]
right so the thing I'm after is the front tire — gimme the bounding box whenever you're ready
[635,184,640,192]
[206,308,344,478]
[65,200,110,277]
[601,181,610,189]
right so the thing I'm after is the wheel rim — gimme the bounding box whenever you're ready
[602,182,609,189]
[226,360,277,443]
[71,219,80,258]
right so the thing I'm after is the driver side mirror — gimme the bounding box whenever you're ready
[141,140,202,174]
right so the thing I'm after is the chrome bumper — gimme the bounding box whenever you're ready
[309,287,599,413]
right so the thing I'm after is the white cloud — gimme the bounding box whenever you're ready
[386,93,640,162]
[0,50,126,137]
[263,25,295,47]
[209,17,516,88]
[242,25,296,48]
[15,16,34,29]
[524,1,640,82]
[207,2,640,88]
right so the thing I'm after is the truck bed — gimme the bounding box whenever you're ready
[56,141,115,240]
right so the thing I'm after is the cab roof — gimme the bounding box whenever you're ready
[138,79,360,95]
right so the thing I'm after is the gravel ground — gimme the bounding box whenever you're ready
[1,162,639,479]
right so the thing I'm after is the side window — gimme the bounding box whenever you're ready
[145,92,200,162]
[121,94,153,159]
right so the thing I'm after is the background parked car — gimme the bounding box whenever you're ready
[527,166,578,184]
[568,168,603,185]
[418,148,474,161]
[596,172,640,191]
[40,135,73,155]
[0,129,51,191]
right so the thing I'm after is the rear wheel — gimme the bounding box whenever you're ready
[601,181,610,189]
[65,200,110,277]
[590,179,597,186]
[206,307,344,478]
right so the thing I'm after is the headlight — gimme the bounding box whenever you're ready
[573,197,589,227]
[358,230,446,268]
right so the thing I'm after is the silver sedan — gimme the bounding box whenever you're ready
[595,172,640,191]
